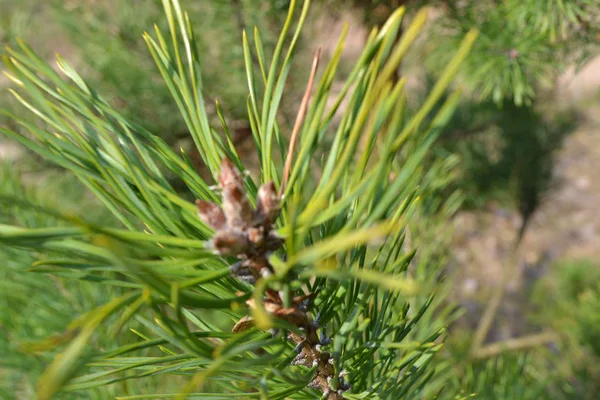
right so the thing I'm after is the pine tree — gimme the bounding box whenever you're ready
[0,1,478,398]
[2,0,600,398]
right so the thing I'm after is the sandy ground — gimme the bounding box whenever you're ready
[450,86,600,342]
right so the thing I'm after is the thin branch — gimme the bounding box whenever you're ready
[279,47,321,197]
[470,233,526,355]
[472,331,559,359]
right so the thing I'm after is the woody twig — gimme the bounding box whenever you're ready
[197,158,348,399]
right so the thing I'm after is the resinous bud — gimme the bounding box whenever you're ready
[196,200,226,230]
[256,181,280,223]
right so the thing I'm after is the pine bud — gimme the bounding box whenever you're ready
[247,227,265,246]
[222,187,254,229]
[256,181,280,224]
[218,158,243,188]
[211,230,250,256]
[196,200,226,230]
[218,159,253,229]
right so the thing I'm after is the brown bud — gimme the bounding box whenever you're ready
[218,158,244,189]
[222,185,254,229]
[211,230,250,256]
[216,158,253,228]
[196,200,226,230]
[247,227,265,246]
[256,181,280,224]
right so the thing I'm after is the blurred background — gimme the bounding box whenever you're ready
[1,0,600,398]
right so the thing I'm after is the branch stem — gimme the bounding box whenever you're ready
[472,331,559,359]
[470,235,523,355]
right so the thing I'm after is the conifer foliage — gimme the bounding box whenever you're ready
[0,0,478,399]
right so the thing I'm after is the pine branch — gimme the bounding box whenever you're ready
[0,1,480,398]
